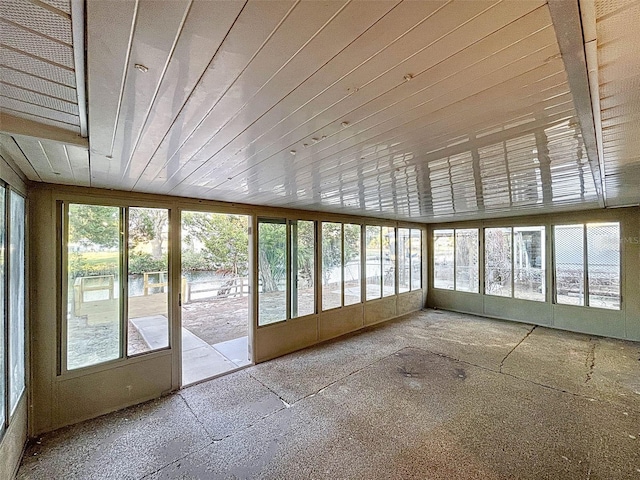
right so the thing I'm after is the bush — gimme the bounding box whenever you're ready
[128,252,167,274]
[69,252,117,277]
[181,250,217,272]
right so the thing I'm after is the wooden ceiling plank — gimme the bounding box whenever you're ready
[186,30,562,192]
[0,132,40,181]
[167,2,552,193]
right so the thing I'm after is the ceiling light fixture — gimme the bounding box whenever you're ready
[134,63,149,73]
[404,73,414,81]
[341,121,349,128]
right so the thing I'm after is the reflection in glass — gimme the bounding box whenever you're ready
[587,223,620,310]
[67,204,121,370]
[382,227,395,297]
[410,229,422,291]
[9,192,25,412]
[322,222,342,310]
[127,208,169,355]
[485,227,512,297]
[344,224,361,305]
[514,227,545,302]
[366,226,382,300]
[455,229,478,293]
[258,219,287,325]
[292,220,315,318]
[398,228,410,293]
[554,225,584,306]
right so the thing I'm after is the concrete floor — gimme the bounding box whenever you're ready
[17,309,640,479]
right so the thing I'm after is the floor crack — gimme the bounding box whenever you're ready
[410,345,639,409]
[499,325,536,373]
[248,371,292,407]
[177,392,215,439]
[250,348,405,409]
[585,338,597,384]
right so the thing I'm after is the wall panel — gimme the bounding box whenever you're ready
[428,207,640,342]
[30,183,427,435]
[318,304,364,342]
[364,296,396,326]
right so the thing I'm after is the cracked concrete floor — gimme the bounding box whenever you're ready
[17,310,640,479]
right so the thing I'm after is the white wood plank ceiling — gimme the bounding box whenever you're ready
[1,0,637,221]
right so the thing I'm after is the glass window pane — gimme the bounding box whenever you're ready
[514,227,545,302]
[344,224,361,305]
[434,230,454,290]
[455,229,478,293]
[587,222,620,310]
[67,204,121,370]
[485,227,512,297]
[258,219,287,325]
[554,225,584,306]
[127,208,169,355]
[365,226,382,300]
[0,186,5,426]
[322,222,342,310]
[292,220,315,318]
[398,228,411,293]
[9,192,25,413]
[410,229,422,291]
[382,227,395,297]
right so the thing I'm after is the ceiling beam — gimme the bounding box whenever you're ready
[0,112,88,148]
[548,0,604,207]
[71,0,88,137]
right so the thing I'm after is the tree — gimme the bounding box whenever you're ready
[321,223,360,285]
[68,204,119,248]
[485,229,512,293]
[182,212,248,275]
[258,222,286,292]
[292,220,314,288]
[129,208,167,259]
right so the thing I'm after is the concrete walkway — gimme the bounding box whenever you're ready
[18,309,640,479]
[131,316,250,385]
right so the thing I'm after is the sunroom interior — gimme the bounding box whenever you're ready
[1,0,639,477]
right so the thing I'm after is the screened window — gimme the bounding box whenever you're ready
[554,224,585,306]
[587,223,620,309]
[485,227,512,297]
[65,203,174,371]
[398,228,411,293]
[485,226,545,301]
[382,227,395,297]
[513,226,545,301]
[9,192,25,413]
[434,230,454,289]
[322,222,342,311]
[258,219,287,325]
[434,228,478,293]
[291,220,315,318]
[410,229,422,291]
[366,226,382,300]
[127,207,169,356]
[344,224,361,305]
[0,186,27,428]
[66,204,121,370]
[455,229,479,293]
[554,223,620,309]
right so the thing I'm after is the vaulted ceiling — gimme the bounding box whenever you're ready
[1,0,638,222]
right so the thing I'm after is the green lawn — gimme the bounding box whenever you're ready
[73,251,119,266]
